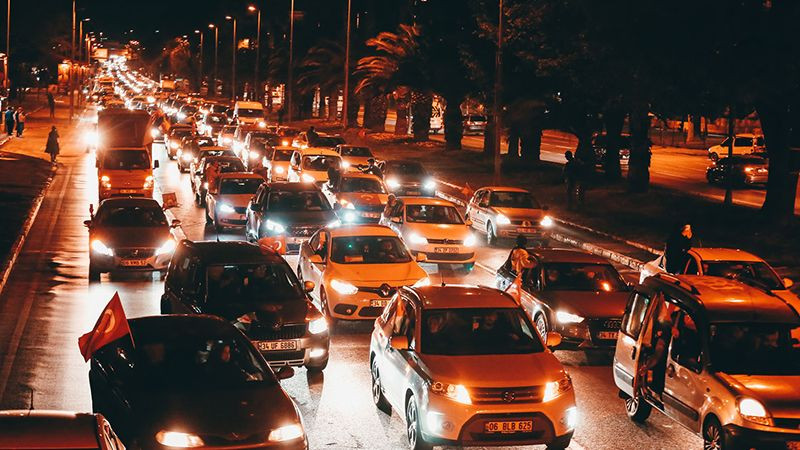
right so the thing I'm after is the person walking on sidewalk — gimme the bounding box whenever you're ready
[4,106,15,136]
[15,107,26,137]
[47,91,56,119]
[563,150,585,209]
[664,222,695,273]
[45,126,60,164]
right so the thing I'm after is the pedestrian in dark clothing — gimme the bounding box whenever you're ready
[563,151,585,209]
[664,222,694,273]
[307,126,319,146]
[361,158,383,178]
[277,106,285,125]
[4,107,15,136]
[47,92,56,119]
[45,127,60,163]
[326,164,341,188]
[15,108,26,137]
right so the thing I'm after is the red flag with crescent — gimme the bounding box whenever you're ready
[258,236,286,255]
[78,292,132,361]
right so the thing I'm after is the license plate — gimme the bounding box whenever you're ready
[435,247,459,253]
[406,191,421,196]
[120,259,147,267]
[370,299,390,308]
[287,237,308,244]
[516,227,537,233]
[120,189,137,194]
[256,340,298,352]
[484,420,533,434]
[362,212,380,218]
[597,331,618,340]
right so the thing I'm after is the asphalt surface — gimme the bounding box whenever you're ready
[0,113,701,449]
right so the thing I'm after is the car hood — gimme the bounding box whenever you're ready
[338,192,388,207]
[419,352,566,387]
[137,385,298,438]
[215,193,254,208]
[328,262,426,285]
[390,174,425,184]
[491,207,545,222]
[535,290,629,318]
[265,210,337,226]
[343,156,371,167]
[403,223,471,240]
[92,226,171,248]
[720,373,800,417]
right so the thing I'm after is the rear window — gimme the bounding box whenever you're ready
[271,149,293,161]
[340,146,372,157]
[102,150,150,170]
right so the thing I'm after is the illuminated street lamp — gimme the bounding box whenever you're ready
[248,5,261,101]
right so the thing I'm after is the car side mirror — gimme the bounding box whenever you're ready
[171,219,182,228]
[465,219,473,227]
[391,216,403,224]
[153,160,160,169]
[83,220,92,228]
[545,331,562,348]
[309,254,324,264]
[303,280,315,293]
[276,366,295,380]
[784,278,794,289]
[479,201,489,208]
[416,252,427,263]
[390,335,409,351]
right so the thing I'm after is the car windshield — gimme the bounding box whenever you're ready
[541,263,627,291]
[102,150,150,170]
[330,236,411,264]
[95,205,168,227]
[195,137,215,147]
[703,261,784,290]
[238,108,263,117]
[405,204,463,224]
[387,162,425,176]
[219,178,262,195]
[340,177,386,193]
[303,155,341,171]
[206,159,245,173]
[489,191,540,209]
[315,136,345,147]
[172,130,192,138]
[206,264,304,306]
[199,150,235,159]
[708,323,800,375]
[421,308,544,355]
[271,149,293,161]
[267,190,330,212]
[207,114,226,123]
[340,146,372,157]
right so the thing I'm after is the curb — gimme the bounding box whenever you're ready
[0,164,57,297]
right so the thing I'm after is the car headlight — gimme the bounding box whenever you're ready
[556,311,584,324]
[281,139,290,146]
[543,374,572,402]
[177,112,186,120]
[181,152,193,162]
[84,131,99,146]
[258,121,267,128]
[412,276,431,287]
[343,211,357,222]
[386,178,400,189]
[223,137,232,144]
[540,215,554,228]
[274,166,285,174]
[496,214,511,225]
[143,175,154,189]
[301,173,316,183]
[248,151,260,160]
[155,430,204,448]
[463,234,476,247]
[265,219,286,234]
[155,239,176,256]
[308,317,328,335]
[327,219,342,228]
[170,141,179,149]
[218,203,235,214]
[339,199,356,210]
[147,96,155,104]
[330,278,358,295]
[739,398,770,426]
[430,382,471,405]
[90,239,114,256]
[267,423,304,442]
[408,233,428,245]
[423,179,436,191]
[342,160,351,168]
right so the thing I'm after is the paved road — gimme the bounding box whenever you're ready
[0,115,699,449]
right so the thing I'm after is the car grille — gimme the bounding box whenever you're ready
[358,284,398,298]
[358,204,385,213]
[510,220,541,227]
[115,248,155,259]
[358,306,384,317]
[200,432,268,446]
[263,350,306,367]
[773,418,800,429]
[289,226,318,237]
[234,206,247,214]
[427,252,474,261]
[427,238,464,245]
[470,386,544,404]
[247,323,307,341]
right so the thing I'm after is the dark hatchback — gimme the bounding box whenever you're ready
[496,248,630,353]
[161,240,330,370]
[245,182,339,253]
[88,315,307,449]
[381,159,436,196]
[706,155,769,187]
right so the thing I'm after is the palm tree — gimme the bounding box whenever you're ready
[296,40,344,120]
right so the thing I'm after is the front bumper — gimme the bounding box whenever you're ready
[723,423,800,448]
[339,209,383,224]
[408,243,476,264]
[215,209,248,228]
[495,223,549,243]
[99,187,153,200]
[251,333,330,368]
[420,387,576,446]
[745,173,768,185]
[555,318,621,350]
[325,285,400,320]
[90,250,171,273]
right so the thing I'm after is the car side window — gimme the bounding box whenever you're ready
[670,310,702,372]
[621,292,651,338]
[308,230,321,252]
[684,257,699,275]
[392,297,416,348]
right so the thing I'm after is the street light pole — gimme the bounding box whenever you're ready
[226,16,237,101]
[69,0,75,122]
[194,30,203,91]
[342,0,351,129]
[492,0,503,183]
[209,23,218,98]
[4,0,10,92]
[287,0,294,122]
[248,6,261,102]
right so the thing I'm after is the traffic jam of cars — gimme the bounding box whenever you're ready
[35,61,799,450]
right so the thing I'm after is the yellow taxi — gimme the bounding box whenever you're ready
[297,224,428,324]
[322,172,388,223]
[263,146,295,182]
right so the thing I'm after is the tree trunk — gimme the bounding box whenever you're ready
[411,90,432,141]
[506,127,520,158]
[395,88,410,135]
[364,90,387,132]
[758,101,798,222]
[483,114,496,156]
[574,129,594,163]
[443,94,463,150]
[603,109,624,180]
[520,126,542,163]
[627,101,651,193]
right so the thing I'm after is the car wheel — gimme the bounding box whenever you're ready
[405,396,432,450]
[709,152,719,161]
[306,357,329,372]
[546,434,572,450]
[486,222,497,246]
[625,392,652,423]
[371,358,392,415]
[320,288,338,328]
[703,417,725,450]
[534,313,547,340]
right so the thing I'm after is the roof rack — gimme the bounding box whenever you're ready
[653,273,700,295]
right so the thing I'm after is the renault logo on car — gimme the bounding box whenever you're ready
[502,391,516,403]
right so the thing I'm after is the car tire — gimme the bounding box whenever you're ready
[320,288,338,328]
[88,262,101,282]
[406,396,432,450]
[546,434,572,450]
[371,358,392,415]
[703,417,726,450]
[486,222,497,246]
[709,152,719,161]
[625,392,652,423]
[534,313,547,340]
[306,357,329,372]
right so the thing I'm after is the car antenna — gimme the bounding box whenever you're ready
[440,270,446,287]
[27,386,34,414]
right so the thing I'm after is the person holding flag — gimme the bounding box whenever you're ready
[78,292,133,362]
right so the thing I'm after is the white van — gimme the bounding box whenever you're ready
[233,101,265,126]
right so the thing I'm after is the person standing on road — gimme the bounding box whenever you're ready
[4,107,15,136]
[307,126,319,146]
[361,158,383,178]
[664,222,694,273]
[45,126,60,164]
[47,91,56,119]
[277,105,285,125]
[563,151,585,209]
[15,108,26,137]
[205,160,221,195]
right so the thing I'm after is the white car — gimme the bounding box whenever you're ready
[707,133,765,160]
[287,148,342,185]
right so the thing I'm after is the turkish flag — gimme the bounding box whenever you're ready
[78,292,132,362]
[505,273,523,306]
[258,236,286,255]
